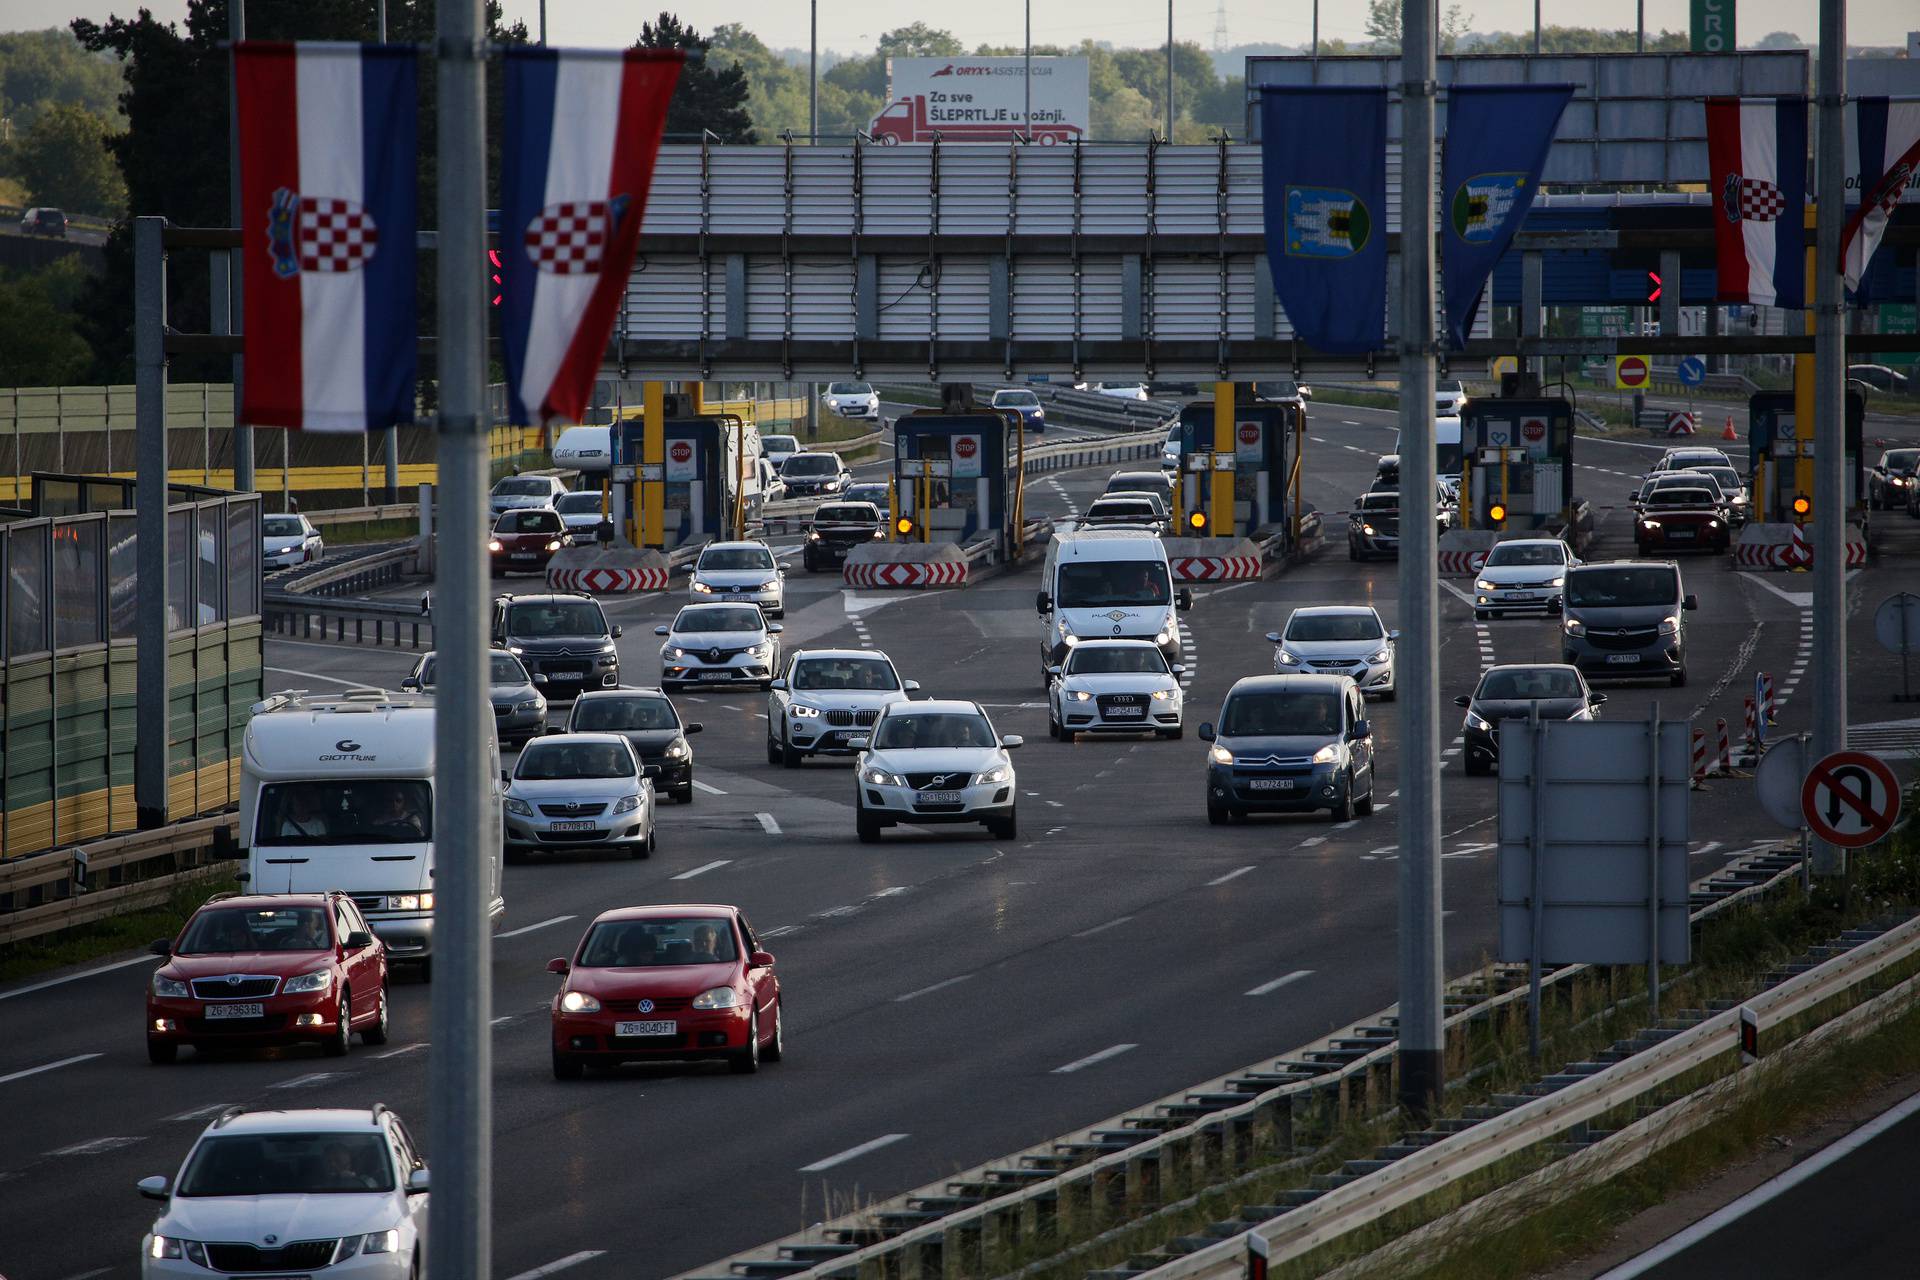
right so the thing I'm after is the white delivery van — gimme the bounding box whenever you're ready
[238,691,503,980]
[1036,528,1192,687]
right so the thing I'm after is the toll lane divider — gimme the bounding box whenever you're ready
[1438,529,1501,577]
[545,545,669,595]
[1163,536,1263,583]
[673,841,1812,1280]
[1733,522,1869,571]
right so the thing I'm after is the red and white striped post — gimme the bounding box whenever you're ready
[1743,695,1760,763]
[1760,671,1777,724]
[1716,717,1733,774]
[1690,727,1710,789]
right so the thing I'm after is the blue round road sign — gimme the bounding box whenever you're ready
[1677,357,1706,387]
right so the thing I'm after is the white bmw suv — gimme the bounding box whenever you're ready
[139,1105,429,1278]
[850,700,1021,842]
[767,649,921,767]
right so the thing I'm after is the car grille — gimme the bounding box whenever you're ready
[493,702,516,717]
[825,708,881,727]
[351,894,387,915]
[911,802,966,814]
[1095,693,1147,715]
[536,830,609,843]
[602,996,694,1012]
[683,646,752,664]
[1305,659,1362,670]
[1586,626,1660,651]
[904,771,972,790]
[203,1240,339,1272]
[191,976,280,1000]
[538,802,607,817]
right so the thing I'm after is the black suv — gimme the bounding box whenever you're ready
[490,593,622,699]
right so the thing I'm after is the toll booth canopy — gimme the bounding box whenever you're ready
[892,414,1012,544]
[1459,398,1576,530]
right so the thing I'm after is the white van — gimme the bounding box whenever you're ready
[238,691,503,979]
[1036,528,1192,687]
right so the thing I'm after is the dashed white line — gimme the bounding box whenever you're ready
[1072,915,1133,939]
[1207,865,1257,886]
[0,1053,102,1085]
[799,1132,911,1172]
[893,974,973,1002]
[1300,835,1328,847]
[1245,969,1314,997]
[756,812,783,835]
[691,779,726,795]
[672,859,731,880]
[505,1251,609,1279]
[495,914,576,939]
[267,1071,344,1090]
[374,1043,427,1059]
[1052,1043,1138,1074]
[50,1136,144,1156]
[164,1102,243,1123]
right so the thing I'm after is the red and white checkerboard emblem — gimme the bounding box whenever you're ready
[296,197,379,273]
[1736,177,1786,223]
[524,201,611,275]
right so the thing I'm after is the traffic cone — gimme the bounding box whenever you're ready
[1721,414,1738,441]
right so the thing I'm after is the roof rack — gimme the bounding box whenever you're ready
[369,1102,390,1127]
[204,890,240,904]
[212,1105,248,1129]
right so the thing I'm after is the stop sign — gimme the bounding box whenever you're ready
[669,441,692,463]
[954,436,978,459]
[1238,422,1260,446]
[1521,418,1546,443]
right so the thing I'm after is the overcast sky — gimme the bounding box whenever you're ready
[11,0,1916,53]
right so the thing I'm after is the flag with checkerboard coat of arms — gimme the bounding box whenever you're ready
[501,49,684,426]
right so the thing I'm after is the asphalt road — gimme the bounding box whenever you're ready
[2,406,1915,1280]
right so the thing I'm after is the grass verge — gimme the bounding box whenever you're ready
[0,870,237,987]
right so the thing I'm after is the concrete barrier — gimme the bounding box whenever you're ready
[843,541,970,589]
[1438,529,1502,577]
[1162,536,1263,583]
[545,543,669,594]
[1733,522,1867,571]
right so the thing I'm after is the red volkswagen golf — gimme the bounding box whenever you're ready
[146,892,390,1064]
[547,904,783,1079]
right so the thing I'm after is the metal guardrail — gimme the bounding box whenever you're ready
[277,543,418,598]
[0,815,239,946]
[263,592,435,650]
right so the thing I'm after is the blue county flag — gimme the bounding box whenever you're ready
[1259,87,1388,354]
[1441,84,1573,349]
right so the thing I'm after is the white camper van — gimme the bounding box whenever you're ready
[1036,528,1192,688]
[238,691,503,979]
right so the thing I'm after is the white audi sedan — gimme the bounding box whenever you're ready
[1266,604,1398,700]
[850,701,1020,842]
[1047,639,1183,741]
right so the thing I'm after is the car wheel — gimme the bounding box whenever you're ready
[676,783,694,804]
[762,1000,785,1063]
[504,843,525,866]
[324,991,352,1057]
[1330,778,1353,824]
[1159,725,1184,740]
[1207,801,1229,826]
[417,958,432,983]
[634,824,654,859]
[989,808,1017,840]
[760,680,774,692]
[1464,756,1489,777]
[1348,541,1360,562]
[146,1038,178,1065]
[552,1049,583,1081]
[730,1011,761,1074]
[361,981,391,1045]
[781,735,801,768]
[1670,667,1688,688]
[1047,708,1061,739]
[1378,688,1396,703]
[766,734,782,766]
[1356,784,1375,816]
[1474,609,1489,621]
[856,805,882,844]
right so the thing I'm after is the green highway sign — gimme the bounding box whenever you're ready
[1691,0,1735,53]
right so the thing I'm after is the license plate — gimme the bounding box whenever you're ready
[1668,529,1695,540]
[205,1002,265,1020]
[1248,778,1294,791]
[1105,705,1146,718]
[1505,591,1537,600]
[915,790,961,805]
[722,592,755,601]
[699,670,734,681]
[549,671,581,681]
[548,820,596,832]
[615,1020,676,1037]
[511,552,537,560]
[1605,653,1641,664]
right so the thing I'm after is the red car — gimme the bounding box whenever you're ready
[1635,485,1729,555]
[547,904,783,1079]
[490,506,568,574]
[146,892,390,1064]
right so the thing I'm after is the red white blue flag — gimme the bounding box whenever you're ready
[235,42,418,431]
[502,49,683,426]
[1705,97,1806,309]
[1841,98,1920,294]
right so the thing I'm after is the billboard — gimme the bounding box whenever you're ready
[873,56,1089,145]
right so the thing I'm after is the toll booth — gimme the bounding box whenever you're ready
[616,413,751,548]
[1171,398,1297,539]
[891,412,1014,545]
[1458,398,1577,531]
[1746,390,1865,525]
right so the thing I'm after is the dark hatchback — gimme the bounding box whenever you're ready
[1454,664,1604,775]
[564,688,701,803]
[1198,675,1376,824]
[802,501,885,571]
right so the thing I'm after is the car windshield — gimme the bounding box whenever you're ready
[177,907,332,954]
[1087,502,1156,521]
[506,602,608,637]
[815,505,879,524]
[1566,567,1679,607]
[579,916,737,967]
[1056,559,1172,608]
[496,478,549,496]
[793,657,899,691]
[1485,543,1566,567]
[1478,668,1584,701]
[1886,450,1920,473]
[414,654,528,686]
[1359,494,1398,511]
[1066,646,1168,675]
[1438,380,1464,394]
[1107,474,1163,493]
[178,1133,396,1198]
[699,546,775,571]
[1220,690,1343,737]
[1257,381,1301,398]
[827,383,871,396]
[674,605,763,633]
[1648,489,1714,508]
[571,696,677,732]
[1701,467,1743,492]
[783,455,838,476]
[256,781,432,846]
[763,435,799,453]
[872,712,996,750]
[262,516,305,538]
[497,510,561,533]
[1288,613,1383,642]
[515,741,634,780]
[846,485,889,504]
[1100,382,1145,391]
[994,391,1039,407]
[555,492,603,514]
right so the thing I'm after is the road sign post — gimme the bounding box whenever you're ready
[1873,592,1920,703]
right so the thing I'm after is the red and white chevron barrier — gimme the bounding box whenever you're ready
[1665,411,1698,437]
[546,564,667,594]
[842,560,968,589]
[1690,727,1710,788]
[1171,555,1260,583]
[1437,549,1487,577]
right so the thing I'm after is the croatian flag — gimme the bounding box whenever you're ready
[1842,98,1920,294]
[502,49,683,426]
[1704,97,1806,309]
[235,43,417,431]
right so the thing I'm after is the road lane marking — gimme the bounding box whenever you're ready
[0,953,156,1002]
[760,925,800,938]
[756,812,783,835]
[505,1252,609,1279]
[266,665,382,689]
[873,886,909,897]
[692,779,726,795]
[0,1053,102,1085]
[799,1133,910,1172]
[267,1071,345,1090]
[1301,836,1327,847]
[165,1102,243,1123]
[1072,915,1133,939]
[50,1136,144,1156]
[1207,866,1257,886]
[894,974,973,1002]
[495,914,576,939]
[1052,1043,1137,1074]
[672,859,731,880]
[374,1043,427,1059]
[1245,969,1314,997]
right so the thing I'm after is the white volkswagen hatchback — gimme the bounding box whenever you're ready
[850,701,1020,842]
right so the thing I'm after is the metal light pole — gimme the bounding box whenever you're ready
[539,0,547,45]
[428,0,493,1273]
[1395,0,1444,1120]
[1165,0,1174,140]
[227,0,253,491]
[1533,0,1541,54]
[1024,0,1032,140]
[1311,0,1319,58]
[1812,0,1847,874]
[809,0,819,142]
[377,0,398,502]
[1635,0,1644,53]
[134,217,169,830]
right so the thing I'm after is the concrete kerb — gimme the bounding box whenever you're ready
[545,543,670,594]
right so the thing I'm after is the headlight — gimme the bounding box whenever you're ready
[1707,519,1720,529]
[1070,689,1093,702]
[691,580,714,593]
[283,968,333,994]
[977,764,1011,784]
[355,1229,401,1256]
[1640,518,1661,529]
[749,643,771,658]
[1475,579,1496,591]
[807,529,823,541]
[386,893,434,912]
[668,647,688,659]
[1208,744,1233,765]
[1563,618,1586,637]
[1311,743,1342,765]
[664,738,689,759]
[1151,688,1177,701]
[1277,650,1300,665]
[1658,614,1680,636]
[152,972,188,998]
[1056,619,1076,640]
[862,765,905,787]
[612,793,642,815]
[559,990,600,1013]
[758,580,780,592]
[692,986,742,1010]
[1361,523,1376,535]
[505,796,532,816]
[545,539,561,552]
[506,645,525,656]
[514,698,542,712]
[789,703,821,718]
[487,539,502,551]
[1155,626,1176,646]
[149,1237,206,1264]
[1368,648,1392,664]
[1464,710,1492,731]
[1545,576,1564,588]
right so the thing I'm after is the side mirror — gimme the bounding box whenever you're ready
[1387,628,1402,641]
[1177,588,1193,612]
[137,1175,170,1201]
[546,725,566,735]
[769,678,788,691]
[500,770,512,783]
[611,624,623,638]
[654,624,670,636]
[1000,734,1024,750]
[546,957,569,975]
[1589,692,1608,705]
[1035,592,1052,614]
[1170,664,1186,676]
[1351,719,1372,740]
[767,622,784,634]
[1046,664,1063,678]
[148,938,172,957]
[1453,694,1472,708]
[407,1168,431,1194]
[847,735,871,750]
[1683,594,1699,611]
[642,765,661,779]
[1264,631,1284,645]
[748,950,775,968]
[419,591,432,617]
[1300,387,1312,400]
[399,677,419,692]
[903,680,921,693]
[684,722,704,734]
[344,931,373,950]
[1198,722,1216,742]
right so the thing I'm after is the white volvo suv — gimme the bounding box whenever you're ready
[850,701,1021,842]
